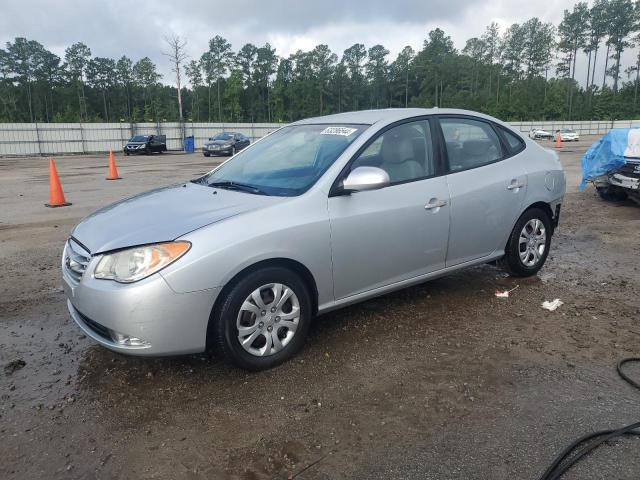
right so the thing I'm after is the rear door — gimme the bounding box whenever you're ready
[437,116,528,267]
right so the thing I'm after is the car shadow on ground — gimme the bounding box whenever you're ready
[73,263,527,405]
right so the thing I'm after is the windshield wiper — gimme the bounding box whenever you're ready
[207,181,267,195]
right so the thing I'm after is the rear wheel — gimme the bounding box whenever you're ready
[500,208,552,277]
[211,267,313,370]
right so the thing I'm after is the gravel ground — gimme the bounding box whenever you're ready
[1,140,639,480]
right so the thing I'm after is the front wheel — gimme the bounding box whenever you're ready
[211,267,313,370]
[500,208,552,277]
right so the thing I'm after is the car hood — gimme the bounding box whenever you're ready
[205,140,233,146]
[71,182,285,254]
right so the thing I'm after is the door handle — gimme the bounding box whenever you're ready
[507,180,525,190]
[425,199,448,210]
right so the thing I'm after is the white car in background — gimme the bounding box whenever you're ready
[557,129,580,142]
[529,129,554,140]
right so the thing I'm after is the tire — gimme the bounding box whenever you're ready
[231,146,236,156]
[596,185,628,201]
[211,266,313,370]
[204,153,210,157]
[124,151,130,156]
[500,207,552,277]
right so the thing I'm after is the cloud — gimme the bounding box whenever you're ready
[0,0,634,88]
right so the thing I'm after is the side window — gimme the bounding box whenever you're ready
[440,118,503,172]
[499,126,526,154]
[351,120,434,184]
[359,136,383,160]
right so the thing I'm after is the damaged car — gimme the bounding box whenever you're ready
[581,128,640,204]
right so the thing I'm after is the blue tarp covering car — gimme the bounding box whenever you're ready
[580,129,640,204]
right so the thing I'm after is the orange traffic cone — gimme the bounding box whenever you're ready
[45,158,71,208]
[106,150,121,180]
[555,132,562,149]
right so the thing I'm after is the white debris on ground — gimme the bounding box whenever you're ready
[495,285,519,298]
[542,299,564,311]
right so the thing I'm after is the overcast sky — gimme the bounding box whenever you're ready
[1,0,636,87]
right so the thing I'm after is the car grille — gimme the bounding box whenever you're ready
[64,238,91,285]
[620,161,640,177]
[74,307,112,341]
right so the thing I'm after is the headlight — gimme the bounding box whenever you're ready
[94,241,191,283]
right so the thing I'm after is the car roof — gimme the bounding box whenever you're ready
[290,108,507,127]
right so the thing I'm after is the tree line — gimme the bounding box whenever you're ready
[3,0,640,124]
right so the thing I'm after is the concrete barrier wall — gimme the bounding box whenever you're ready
[509,120,640,135]
[2,119,640,157]
[0,122,283,156]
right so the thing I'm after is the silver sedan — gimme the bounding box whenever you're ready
[62,109,566,370]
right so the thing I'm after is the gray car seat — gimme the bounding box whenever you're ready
[379,127,424,183]
[458,139,499,169]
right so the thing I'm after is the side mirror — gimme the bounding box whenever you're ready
[342,166,390,193]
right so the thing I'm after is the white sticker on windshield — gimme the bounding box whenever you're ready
[320,126,358,137]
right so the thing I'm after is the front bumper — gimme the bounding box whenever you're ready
[124,146,147,154]
[203,146,232,155]
[609,173,640,190]
[63,270,218,356]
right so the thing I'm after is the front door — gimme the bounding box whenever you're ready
[328,119,450,300]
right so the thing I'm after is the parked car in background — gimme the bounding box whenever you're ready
[203,132,250,157]
[581,128,640,204]
[62,108,565,370]
[557,129,580,142]
[529,129,554,140]
[124,135,167,155]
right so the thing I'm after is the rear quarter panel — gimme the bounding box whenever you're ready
[520,141,566,212]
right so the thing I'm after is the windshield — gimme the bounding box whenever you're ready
[561,129,575,133]
[211,133,234,141]
[130,135,149,142]
[198,124,367,196]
